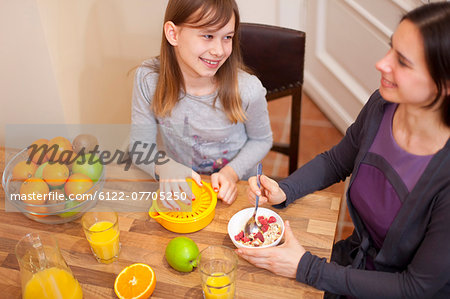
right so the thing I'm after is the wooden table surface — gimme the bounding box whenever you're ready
[0,151,341,299]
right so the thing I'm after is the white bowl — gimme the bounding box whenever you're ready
[227,207,285,249]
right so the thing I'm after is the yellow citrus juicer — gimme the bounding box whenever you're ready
[148,179,217,233]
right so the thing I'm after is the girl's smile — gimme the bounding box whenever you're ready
[199,57,221,68]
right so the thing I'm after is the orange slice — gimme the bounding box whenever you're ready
[114,263,156,299]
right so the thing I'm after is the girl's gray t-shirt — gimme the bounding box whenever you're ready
[130,58,273,180]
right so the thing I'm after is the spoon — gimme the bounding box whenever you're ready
[244,163,263,237]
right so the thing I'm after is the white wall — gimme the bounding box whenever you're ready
[303,0,434,133]
[2,0,443,147]
[1,0,305,146]
[1,0,65,144]
[238,0,306,31]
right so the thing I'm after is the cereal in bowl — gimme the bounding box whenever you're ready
[234,216,281,247]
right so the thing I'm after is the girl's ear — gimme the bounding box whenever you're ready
[164,21,179,46]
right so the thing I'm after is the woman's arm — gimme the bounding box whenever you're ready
[298,189,450,298]
[276,92,385,207]
[239,190,450,298]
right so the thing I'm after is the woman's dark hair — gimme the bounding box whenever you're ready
[402,2,450,126]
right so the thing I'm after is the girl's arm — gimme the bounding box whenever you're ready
[130,65,159,179]
[130,65,202,208]
[226,74,273,179]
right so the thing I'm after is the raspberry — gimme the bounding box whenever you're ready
[234,235,241,241]
[257,216,265,222]
[255,232,264,242]
[268,216,277,223]
[242,237,250,243]
[261,224,269,232]
[260,218,268,225]
[238,231,244,240]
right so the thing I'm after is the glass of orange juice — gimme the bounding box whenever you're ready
[82,209,120,264]
[199,245,238,299]
[15,232,83,299]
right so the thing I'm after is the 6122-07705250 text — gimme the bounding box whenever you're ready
[96,191,187,201]
[9,191,188,202]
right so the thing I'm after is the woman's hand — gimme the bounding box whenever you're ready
[236,221,306,278]
[211,165,238,204]
[247,175,287,206]
[155,159,202,211]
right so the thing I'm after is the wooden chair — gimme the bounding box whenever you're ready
[239,23,306,175]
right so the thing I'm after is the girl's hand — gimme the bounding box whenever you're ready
[236,221,305,278]
[155,159,202,211]
[211,165,238,204]
[247,175,286,206]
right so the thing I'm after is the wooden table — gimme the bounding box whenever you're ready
[0,153,341,298]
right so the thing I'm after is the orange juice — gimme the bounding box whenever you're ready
[87,220,120,263]
[202,272,235,299]
[23,267,83,299]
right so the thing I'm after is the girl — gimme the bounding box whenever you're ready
[240,2,450,298]
[131,0,272,208]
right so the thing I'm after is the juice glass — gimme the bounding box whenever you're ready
[199,245,238,299]
[82,210,120,264]
[15,232,83,299]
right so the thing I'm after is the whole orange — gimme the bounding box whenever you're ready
[42,163,70,188]
[20,177,50,215]
[46,136,73,163]
[65,173,93,200]
[12,160,38,181]
[27,138,49,164]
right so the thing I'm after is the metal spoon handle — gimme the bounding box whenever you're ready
[254,163,262,216]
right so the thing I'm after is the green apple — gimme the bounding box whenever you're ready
[72,153,103,182]
[165,237,199,272]
[58,199,81,218]
[34,162,48,179]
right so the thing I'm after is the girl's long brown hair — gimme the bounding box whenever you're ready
[151,0,246,123]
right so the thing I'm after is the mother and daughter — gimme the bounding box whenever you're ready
[132,0,450,297]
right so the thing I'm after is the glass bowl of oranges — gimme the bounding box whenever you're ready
[2,136,105,224]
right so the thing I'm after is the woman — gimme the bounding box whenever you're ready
[239,2,450,298]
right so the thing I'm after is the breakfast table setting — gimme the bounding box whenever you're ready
[0,145,342,298]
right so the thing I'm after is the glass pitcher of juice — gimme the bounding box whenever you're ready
[15,232,83,299]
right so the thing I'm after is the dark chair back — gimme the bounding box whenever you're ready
[239,23,306,174]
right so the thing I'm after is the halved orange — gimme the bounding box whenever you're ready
[114,263,156,299]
